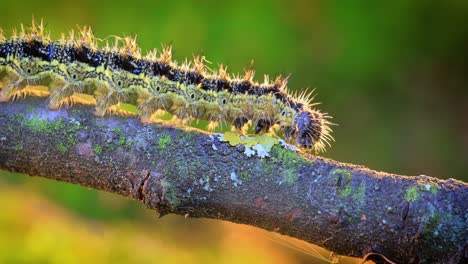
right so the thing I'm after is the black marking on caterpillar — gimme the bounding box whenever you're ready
[0,19,334,152]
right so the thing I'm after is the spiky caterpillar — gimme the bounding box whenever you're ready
[0,20,333,152]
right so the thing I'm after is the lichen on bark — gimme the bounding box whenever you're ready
[0,97,467,264]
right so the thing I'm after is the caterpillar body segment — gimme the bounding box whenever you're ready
[0,54,52,102]
[137,76,178,122]
[0,20,334,152]
[47,61,101,109]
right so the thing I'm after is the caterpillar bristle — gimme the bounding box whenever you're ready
[0,19,335,153]
[274,75,288,91]
[192,55,207,74]
[217,64,228,80]
[76,25,97,50]
[121,35,141,58]
[159,45,172,64]
[27,17,47,40]
[10,28,19,40]
[243,69,255,82]
[145,49,158,62]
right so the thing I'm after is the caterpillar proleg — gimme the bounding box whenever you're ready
[0,19,334,152]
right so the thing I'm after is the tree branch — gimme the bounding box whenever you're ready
[0,97,466,264]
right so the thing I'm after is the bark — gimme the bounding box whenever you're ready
[0,97,466,264]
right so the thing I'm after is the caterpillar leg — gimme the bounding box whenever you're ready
[231,116,248,133]
[0,71,26,102]
[94,92,118,117]
[254,119,272,134]
[170,115,191,126]
[207,121,219,131]
[48,82,75,110]
[138,93,173,123]
[0,64,6,83]
[138,98,158,123]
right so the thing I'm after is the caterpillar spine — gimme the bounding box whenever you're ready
[0,19,334,152]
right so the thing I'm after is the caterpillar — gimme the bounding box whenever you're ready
[0,19,333,152]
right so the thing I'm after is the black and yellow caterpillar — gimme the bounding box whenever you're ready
[0,19,333,152]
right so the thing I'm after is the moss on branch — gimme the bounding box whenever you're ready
[0,97,467,264]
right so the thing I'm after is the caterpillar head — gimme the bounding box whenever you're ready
[290,109,333,152]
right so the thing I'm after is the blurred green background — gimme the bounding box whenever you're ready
[1,0,467,263]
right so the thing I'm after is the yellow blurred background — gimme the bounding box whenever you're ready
[1,0,467,263]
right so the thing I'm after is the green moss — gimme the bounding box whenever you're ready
[71,109,82,115]
[339,185,352,197]
[345,216,356,224]
[424,212,441,234]
[405,186,420,202]
[56,142,68,154]
[93,145,103,155]
[271,146,307,185]
[284,171,298,185]
[331,168,353,197]
[23,117,49,133]
[332,168,352,186]
[118,136,127,146]
[273,146,302,165]
[419,182,441,194]
[355,183,366,201]
[125,139,134,147]
[160,179,180,208]
[158,134,172,152]
[14,114,86,154]
[239,171,250,181]
[111,127,123,134]
[14,143,23,152]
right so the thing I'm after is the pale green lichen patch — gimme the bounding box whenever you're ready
[405,186,420,202]
[218,132,297,159]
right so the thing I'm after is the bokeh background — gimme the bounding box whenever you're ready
[1,0,467,263]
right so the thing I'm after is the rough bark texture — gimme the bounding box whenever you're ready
[0,97,466,264]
